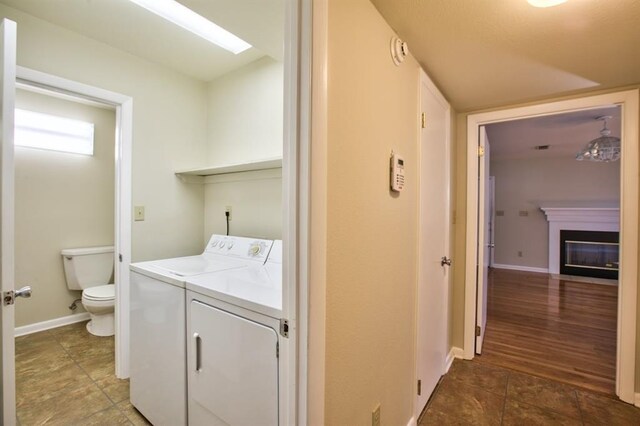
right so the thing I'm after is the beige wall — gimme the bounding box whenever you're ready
[203,58,284,241]
[206,56,283,165]
[203,169,282,240]
[2,3,209,263]
[14,89,115,327]
[450,85,640,391]
[491,157,620,269]
[319,0,419,423]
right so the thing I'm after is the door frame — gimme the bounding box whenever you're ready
[15,66,133,379]
[415,68,451,417]
[463,89,639,403]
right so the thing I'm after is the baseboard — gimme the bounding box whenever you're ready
[406,416,417,426]
[15,312,90,337]
[492,263,549,274]
[445,346,464,373]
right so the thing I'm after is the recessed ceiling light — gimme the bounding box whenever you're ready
[128,0,252,54]
[527,0,568,7]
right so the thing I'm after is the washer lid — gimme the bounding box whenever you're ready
[83,284,115,300]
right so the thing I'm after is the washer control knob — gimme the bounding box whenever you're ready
[211,239,219,247]
[227,240,234,249]
[219,241,225,248]
[248,243,261,256]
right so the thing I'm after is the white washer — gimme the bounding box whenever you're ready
[185,240,283,426]
[129,235,273,426]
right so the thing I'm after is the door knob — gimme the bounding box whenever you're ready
[441,256,452,266]
[15,286,32,299]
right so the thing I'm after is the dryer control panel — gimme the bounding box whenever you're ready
[205,234,273,263]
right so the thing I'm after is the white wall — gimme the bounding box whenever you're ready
[203,169,282,240]
[14,89,115,327]
[203,57,284,240]
[1,3,209,262]
[491,156,620,269]
[206,56,283,165]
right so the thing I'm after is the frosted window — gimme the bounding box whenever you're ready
[14,109,94,155]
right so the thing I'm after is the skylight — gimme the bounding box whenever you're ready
[15,109,95,156]
[127,0,252,54]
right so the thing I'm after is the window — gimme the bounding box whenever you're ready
[15,109,95,155]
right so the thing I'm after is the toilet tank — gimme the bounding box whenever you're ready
[61,246,114,290]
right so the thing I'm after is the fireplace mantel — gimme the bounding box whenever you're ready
[540,205,620,275]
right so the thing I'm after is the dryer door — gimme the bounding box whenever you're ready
[188,300,279,426]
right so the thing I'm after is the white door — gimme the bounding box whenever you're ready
[416,70,450,415]
[476,127,490,354]
[188,300,279,426]
[0,18,16,425]
[489,176,495,267]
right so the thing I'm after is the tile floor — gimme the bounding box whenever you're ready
[15,320,150,425]
[419,360,640,425]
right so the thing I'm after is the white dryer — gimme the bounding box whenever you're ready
[129,235,273,426]
[185,240,283,426]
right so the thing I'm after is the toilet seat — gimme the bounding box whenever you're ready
[83,284,115,301]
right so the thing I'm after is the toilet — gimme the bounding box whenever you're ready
[61,246,115,337]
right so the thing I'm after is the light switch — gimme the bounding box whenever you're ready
[134,206,145,221]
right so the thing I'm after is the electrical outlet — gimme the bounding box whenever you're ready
[519,210,529,217]
[372,404,381,426]
[225,206,232,221]
[134,206,145,221]
[518,251,523,257]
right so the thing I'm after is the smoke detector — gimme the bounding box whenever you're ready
[390,37,409,66]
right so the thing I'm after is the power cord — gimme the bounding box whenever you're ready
[225,210,230,236]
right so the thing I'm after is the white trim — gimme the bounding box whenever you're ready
[491,263,549,274]
[14,313,90,337]
[406,416,417,426]
[445,347,464,373]
[464,89,639,404]
[16,66,134,380]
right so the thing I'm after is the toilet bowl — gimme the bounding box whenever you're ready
[82,284,115,336]
[61,246,115,337]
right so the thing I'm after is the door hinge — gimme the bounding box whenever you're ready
[3,291,14,306]
[119,253,123,262]
[279,319,289,338]
[421,113,427,128]
[478,145,485,157]
[276,341,279,359]
[417,379,422,396]
[476,325,481,337]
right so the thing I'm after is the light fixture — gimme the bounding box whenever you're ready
[576,116,620,162]
[527,0,568,7]
[127,0,251,54]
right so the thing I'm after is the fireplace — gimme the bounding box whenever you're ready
[560,230,619,279]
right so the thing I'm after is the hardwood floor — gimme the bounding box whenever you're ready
[474,268,617,396]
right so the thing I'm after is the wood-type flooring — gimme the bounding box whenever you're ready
[474,268,617,395]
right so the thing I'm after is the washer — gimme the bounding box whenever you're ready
[129,235,273,426]
[185,240,283,426]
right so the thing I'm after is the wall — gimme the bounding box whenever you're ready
[1,3,209,263]
[203,57,284,241]
[491,157,620,269]
[320,0,419,423]
[450,85,640,393]
[203,169,282,240]
[14,89,115,327]
[206,56,283,165]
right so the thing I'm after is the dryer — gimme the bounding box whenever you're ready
[129,235,273,426]
[185,241,283,426]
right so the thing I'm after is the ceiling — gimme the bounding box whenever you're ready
[370,0,640,111]
[485,105,621,161]
[0,0,284,82]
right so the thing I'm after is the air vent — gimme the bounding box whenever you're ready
[533,145,550,150]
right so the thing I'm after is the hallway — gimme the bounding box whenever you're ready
[475,268,617,395]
